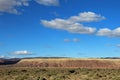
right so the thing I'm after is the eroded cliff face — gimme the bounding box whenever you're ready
[12,59,120,69]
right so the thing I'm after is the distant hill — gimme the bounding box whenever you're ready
[12,58,120,69]
[0,57,70,65]
[1,57,120,69]
[100,57,120,59]
[0,58,21,65]
[22,57,70,59]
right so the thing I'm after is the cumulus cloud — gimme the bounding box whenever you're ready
[0,0,59,14]
[116,44,120,47]
[73,38,80,42]
[35,0,59,6]
[12,50,32,55]
[107,44,120,48]
[0,0,30,14]
[69,12,105,22]
[41,12,105,34]
[64,39,71,42]
[64,38,80,42]
[97,27,120,37]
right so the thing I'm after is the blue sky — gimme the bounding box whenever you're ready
[0,0,120,58]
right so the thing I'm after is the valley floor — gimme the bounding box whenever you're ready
[0,67,120,80]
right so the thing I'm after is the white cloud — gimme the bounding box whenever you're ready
[0,0,59,14]
[97,27,120,37]
[41,12,105,34]
[64,38,80,42]
[116,44,120,47]
[64,39,71,42]
[12,50,32,55]
[0,55,5,58]
[0,0,30,14]
[97,28,112,36]
[69,12,105,22]
[35,0,59,6]
[73,38,80,42]
[107,44,120,48]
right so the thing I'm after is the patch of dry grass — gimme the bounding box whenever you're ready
[0,67,120,80]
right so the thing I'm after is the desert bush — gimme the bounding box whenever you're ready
[15,75,28,80]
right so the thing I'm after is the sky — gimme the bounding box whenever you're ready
[0,0,120,58]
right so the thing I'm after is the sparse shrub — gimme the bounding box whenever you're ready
[69,70,75,73]
[1,67,120,80]
[112,77,120,80]
[40,77,47,80]
[37,77,40,80]
[15,75,28,80]
[21,69,27,72]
